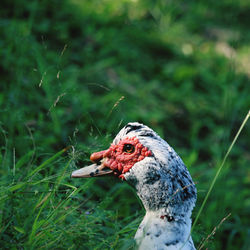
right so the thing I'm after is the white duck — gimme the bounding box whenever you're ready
[72,122,197,250]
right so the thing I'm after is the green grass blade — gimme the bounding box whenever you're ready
[191,110,249,232]
[181,110,250,249]
[15,150,35,169]
[27,147,70,179]
[8,182,26,192]
[28,192,52,245]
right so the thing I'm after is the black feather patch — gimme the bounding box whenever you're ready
[125,124,143,134]
[139,131,157,139]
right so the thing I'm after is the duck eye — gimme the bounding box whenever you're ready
[123,144,135,153]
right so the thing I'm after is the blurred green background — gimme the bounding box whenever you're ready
[0,0,249,249]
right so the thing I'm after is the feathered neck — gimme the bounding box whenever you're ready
[134,210,196,250]
[123,142,196,249]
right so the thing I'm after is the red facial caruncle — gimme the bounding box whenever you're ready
[90,137,152,179]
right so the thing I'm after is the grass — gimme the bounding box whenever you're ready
[189,110,250,248]
[0,0,250,249]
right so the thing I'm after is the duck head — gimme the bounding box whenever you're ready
[72,122,196,220]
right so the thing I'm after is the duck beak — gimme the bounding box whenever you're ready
[71,150,113,178]
[71,162,113,178]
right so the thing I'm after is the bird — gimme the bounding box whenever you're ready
[71,122,197,250]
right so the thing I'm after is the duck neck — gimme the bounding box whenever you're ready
[131,177,196,249]
[133,177,194,220]
[135,210,195,249]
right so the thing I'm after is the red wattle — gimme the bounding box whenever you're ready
[90,137,152,179]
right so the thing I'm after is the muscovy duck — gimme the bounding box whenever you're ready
[72,122,197,249]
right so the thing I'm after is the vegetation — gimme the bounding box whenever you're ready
[0,0,249,249]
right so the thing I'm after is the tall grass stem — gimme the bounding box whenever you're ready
[192,110,250,231]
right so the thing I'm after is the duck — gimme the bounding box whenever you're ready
[71,122,197,250]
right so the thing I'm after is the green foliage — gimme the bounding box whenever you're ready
[0,0,249,249]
